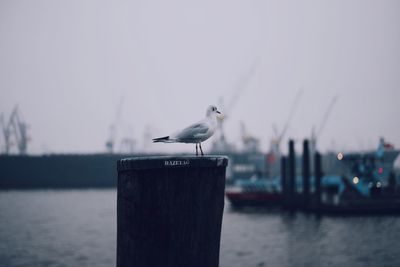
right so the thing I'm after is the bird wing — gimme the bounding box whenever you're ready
[175,121,209,141]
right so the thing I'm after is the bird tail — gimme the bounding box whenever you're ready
[152,136,171,143]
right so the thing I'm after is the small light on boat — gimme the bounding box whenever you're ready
[352,177,359,184]
[376,181,382,188]
[378,167,383,174]
[337,153,344,160]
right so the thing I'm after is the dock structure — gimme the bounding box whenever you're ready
[302,140,311,210]
[117,156,228,267]
[283,140,400,214]
[287,140,296,210]
[280,156,287,208]
[282,139,321,212]
[314,152,323,212]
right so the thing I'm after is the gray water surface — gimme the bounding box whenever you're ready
[1,190,399,267]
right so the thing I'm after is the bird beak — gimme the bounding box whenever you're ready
[216,110,223,120]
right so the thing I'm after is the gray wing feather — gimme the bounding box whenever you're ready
[175,122,209,140]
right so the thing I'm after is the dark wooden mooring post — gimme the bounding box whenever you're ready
[302,140,311,210]
[117,156,228,267]
[288,140,296,210]
[280,156,287,207]
[314,152,322,212]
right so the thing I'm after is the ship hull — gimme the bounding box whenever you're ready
[0,154,140,189]
[226,191,282,207]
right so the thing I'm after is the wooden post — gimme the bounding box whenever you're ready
[288,140,296,210]
[280,156,287,207]
[302,140,310,210]
[117,156,228,267]
[314,152,322,212]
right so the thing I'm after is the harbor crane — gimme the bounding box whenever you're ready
[240,121,260,153]
[267,89,303,177]
[269,89,303,155]
[211,60,259,153]
[1,106,29,155]
[105,97,137,154]
[309,95,339,174]
[105,97,124,153]
[310,95,339,152]
[0,113,10,154]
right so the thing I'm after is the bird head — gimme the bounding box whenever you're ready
[206,105,222,118]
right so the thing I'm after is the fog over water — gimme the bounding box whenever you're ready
[1,0,399,155]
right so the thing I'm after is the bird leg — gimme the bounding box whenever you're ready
[195,143,198,156]
[199,142,204,156]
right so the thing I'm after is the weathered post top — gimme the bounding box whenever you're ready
[117,156,228,267]
[117,155,229,171]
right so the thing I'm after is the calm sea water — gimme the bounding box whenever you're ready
[1,189,400,267]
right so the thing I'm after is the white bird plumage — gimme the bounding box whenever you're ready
[152,105,221,156]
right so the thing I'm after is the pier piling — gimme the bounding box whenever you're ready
[314,152,322,212]
[281,156,287,207]
[116,156,228,267]
[288,140,296,210]
[302,140,311,210]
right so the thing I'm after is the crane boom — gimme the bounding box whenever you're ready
[6,106,29,155]
[278,89,303,142]
[316,95,338,138]
[0,113,5,153]
[212,59,260,153]
[225,59,260,115]
[106,97,124,153]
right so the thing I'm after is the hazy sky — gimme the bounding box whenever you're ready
[1,0,399,155]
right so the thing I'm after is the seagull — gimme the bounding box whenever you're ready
[152,105,221,156]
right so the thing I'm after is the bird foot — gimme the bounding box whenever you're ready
[199,143,204,156]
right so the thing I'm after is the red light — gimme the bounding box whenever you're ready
[378,167,383,174]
